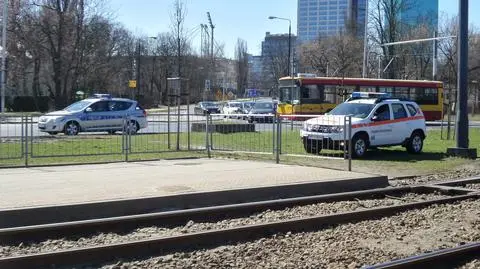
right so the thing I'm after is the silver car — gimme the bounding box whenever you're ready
[38,96,148,135]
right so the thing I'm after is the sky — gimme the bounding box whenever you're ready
[110,0,480,59]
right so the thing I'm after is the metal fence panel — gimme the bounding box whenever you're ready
[29,116,125,158]
[0,115,25,160]
[207,113,276,154]
[129,112,206,154]
[279,114,352,165]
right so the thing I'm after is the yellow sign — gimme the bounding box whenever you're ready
[128,80,137,88]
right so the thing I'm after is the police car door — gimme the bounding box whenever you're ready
[85,100,113,130]
[369,104,394,146]
[390,103,409,144]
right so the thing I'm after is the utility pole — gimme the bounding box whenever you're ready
[447,0,477,158]
[433,31,438,81]
[207,12,214,100]
[136,41,141,100]
[1,0,8,113]
[207,12,214,71]
[362,0,368,78]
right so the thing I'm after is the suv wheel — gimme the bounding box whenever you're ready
[407,131,423,154]
[351,134,368,158]
[64,121,79,136]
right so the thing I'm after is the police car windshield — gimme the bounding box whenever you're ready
[328,103,375,118]
[64,100,91,112]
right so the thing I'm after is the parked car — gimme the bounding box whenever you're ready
[246,101,276,123]
[300,92,427,158]
[241,101,255,114]
[222,101,243,116]
[38,95,148,135]
[194,101,220,115]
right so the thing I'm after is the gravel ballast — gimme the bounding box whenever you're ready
[389,168,480,186]
[98,199,480,269]
[0,192,449,258]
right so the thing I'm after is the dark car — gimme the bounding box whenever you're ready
[247,101,276,123]
[194,101,220,115]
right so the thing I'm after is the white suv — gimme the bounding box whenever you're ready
[300,92,427,158]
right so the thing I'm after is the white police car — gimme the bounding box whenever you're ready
[300,92,427,158]
[38,94,148,135]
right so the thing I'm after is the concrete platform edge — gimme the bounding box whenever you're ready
[0,175,387,228]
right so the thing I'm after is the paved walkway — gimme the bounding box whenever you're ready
[0,158,383,209]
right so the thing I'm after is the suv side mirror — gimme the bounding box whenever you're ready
[85,107,93,113]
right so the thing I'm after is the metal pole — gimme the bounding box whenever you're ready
[456,0,469,149]
[377,56,381,79]
[136,41,141,100]
[433,31,438,81]
[176,94,180,150]
[288,21,291,78]
[362,0,368,78]
[167,97,171,149]
[25,116,29,167]
[1,0,8,113]
[348,116,352,171]
[276,116,281,164]
[206,113,211,158]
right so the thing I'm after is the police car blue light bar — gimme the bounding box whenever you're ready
[350,92,391,99]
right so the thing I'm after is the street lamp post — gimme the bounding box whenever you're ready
[149,37,157,97]
[268,16,292,78]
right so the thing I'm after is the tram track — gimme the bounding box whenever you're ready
[0,176,479,269]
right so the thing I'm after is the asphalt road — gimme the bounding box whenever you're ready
[1,114,479,138]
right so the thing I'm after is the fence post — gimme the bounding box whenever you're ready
[348,116,352,171]
[167,104,171,149]
[187,104,191,151]
[123,117,129,162]
[276,116,281,164]
[272,114,276,155]
[25,116,29,167]
[206,113,211,158]
[21,115,24,159]
[343,116,347,160]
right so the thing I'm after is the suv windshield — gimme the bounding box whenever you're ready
[328,103,375,118]
[202,102,217,107]
[254,102,273,109]
[64,100,92,112]
[229,103,242,108]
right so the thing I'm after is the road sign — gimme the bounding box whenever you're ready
[205,79,211,91]
[128,80,137,88]
[247,89,257,97]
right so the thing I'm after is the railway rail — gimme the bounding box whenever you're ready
[0,176,479,268]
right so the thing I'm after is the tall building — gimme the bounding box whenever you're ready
[247,55,263,89]
[399,0,438,31]
[297,0,367,43]
[261,32,297,76]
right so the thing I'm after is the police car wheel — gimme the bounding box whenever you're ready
[64,121,79,136]
[303,139,321,154]
[124,120,139,135]
[351,134,368,158]
[407,132,423,154]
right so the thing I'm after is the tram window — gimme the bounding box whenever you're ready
[411,88,438,104]
[394,87,410,99]
[300,85,323,104]
[359,86,377,92]
[379,87,394,95]
[324,85,337,103]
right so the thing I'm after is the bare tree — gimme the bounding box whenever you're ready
[299,33,362,77]
[235,38,248,94]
